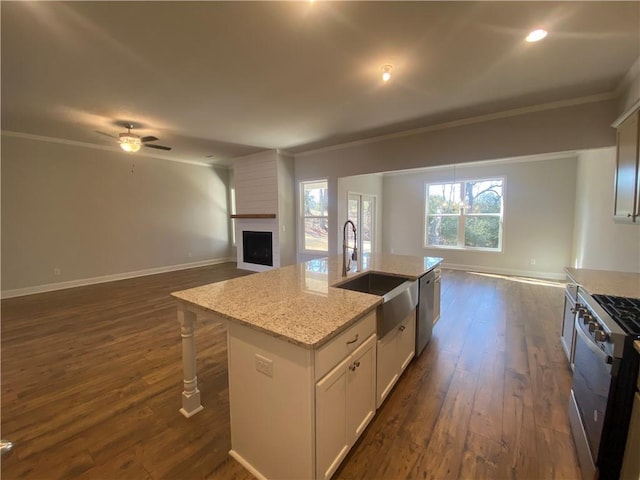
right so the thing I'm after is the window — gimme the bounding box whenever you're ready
[425,178,504,251]
[348,193,376,255]
[301,180,329,252]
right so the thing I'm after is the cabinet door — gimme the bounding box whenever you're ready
[347,333,377,442]
[620,392,640,480]
[376,328,399,408]
[614,110,640,222]
[315,355,351,480]
[397,311,416,373]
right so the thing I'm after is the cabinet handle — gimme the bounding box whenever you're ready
[355,361,360,368]
[399,325,406,332]
[349,364,356,371]
[346,334,359,345]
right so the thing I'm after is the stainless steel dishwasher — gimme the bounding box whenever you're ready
[415,269,436,356]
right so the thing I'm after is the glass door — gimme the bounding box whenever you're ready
[347,193,376,257]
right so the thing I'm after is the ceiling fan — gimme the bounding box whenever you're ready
[96,123,172,152]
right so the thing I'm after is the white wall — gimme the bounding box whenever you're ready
[382,156,577,279]
[1,135,232,296]
[571,147,640,273]
[295,98,617,258]
[277,152,296,267]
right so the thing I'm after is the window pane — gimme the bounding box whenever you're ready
[464,216,500,249]
[303,182,328,216]
[427,183,462,214]
[427,216,458,246]
[465,180,502,214]
[362,197,374,254]
[304,218,328,251]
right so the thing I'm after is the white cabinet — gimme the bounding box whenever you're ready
[227,310,376,480]
[621,392,640,480]
[376,309,416,408]
[614,108,640,223]
[315,333,376,480]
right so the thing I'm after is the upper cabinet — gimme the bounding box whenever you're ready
[614,108,640,223]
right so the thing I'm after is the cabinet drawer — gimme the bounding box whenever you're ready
[315,310,376,381]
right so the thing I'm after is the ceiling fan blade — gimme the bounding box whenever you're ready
[95,130,117,139]
[141,136,158,143]
[144,144,172,151]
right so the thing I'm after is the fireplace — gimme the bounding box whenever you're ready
[242,231,273,267]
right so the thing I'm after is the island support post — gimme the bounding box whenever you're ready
[178,305,204,417]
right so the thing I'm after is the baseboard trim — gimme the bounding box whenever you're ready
[1,257,235,299]
[228,450,268,480]
[442,262,566,281]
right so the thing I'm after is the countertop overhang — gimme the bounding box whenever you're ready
[172,253,443,349]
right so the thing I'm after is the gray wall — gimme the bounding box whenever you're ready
[572,147,640,273]
[295,98,617,259]
[382,156,578,279]
[1,135,232,295]
[277,151,297,266]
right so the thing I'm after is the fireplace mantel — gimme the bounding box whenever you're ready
[231,214,276,219]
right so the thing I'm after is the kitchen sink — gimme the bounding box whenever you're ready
[335,272,418,338]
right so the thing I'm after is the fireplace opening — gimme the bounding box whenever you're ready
[243,231,273,267]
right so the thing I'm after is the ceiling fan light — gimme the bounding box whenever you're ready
[381,64,393,82]
[526,28,547,42]
[119,133,142,153]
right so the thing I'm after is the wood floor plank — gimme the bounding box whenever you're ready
[1,264,581,480]
[410,368,479,479]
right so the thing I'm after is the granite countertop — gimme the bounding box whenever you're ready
[565,267,640,299]
[172,253,443,349]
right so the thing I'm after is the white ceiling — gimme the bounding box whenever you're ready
[2,1,639,166]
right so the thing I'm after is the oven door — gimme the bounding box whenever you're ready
[571,315,614,471]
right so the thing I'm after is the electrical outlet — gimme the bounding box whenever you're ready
[53,268,61,276]
[255,354,273,377]
[530,259,536,265]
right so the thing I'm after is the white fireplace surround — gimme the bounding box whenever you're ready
[236,219,279,272]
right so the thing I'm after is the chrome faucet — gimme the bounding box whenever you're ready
[342,220,358,277]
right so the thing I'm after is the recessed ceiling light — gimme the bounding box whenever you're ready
[381,64,393,82]
[526,29,547,42]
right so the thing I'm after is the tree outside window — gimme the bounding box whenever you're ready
[301,180,329,252]
[425,178,504,251]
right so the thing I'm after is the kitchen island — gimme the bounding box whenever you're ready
[171,253,442,480]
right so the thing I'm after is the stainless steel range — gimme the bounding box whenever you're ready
[569,291,640,480]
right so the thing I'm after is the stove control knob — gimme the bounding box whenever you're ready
[572,304,587,317]
[594,330,608,342]
[583,313,593,325]
[588,321,598,333]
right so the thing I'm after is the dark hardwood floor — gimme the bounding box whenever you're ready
[1,264,581,479]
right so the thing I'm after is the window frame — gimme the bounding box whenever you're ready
[300,179,329,253]
[423,177,505,252]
